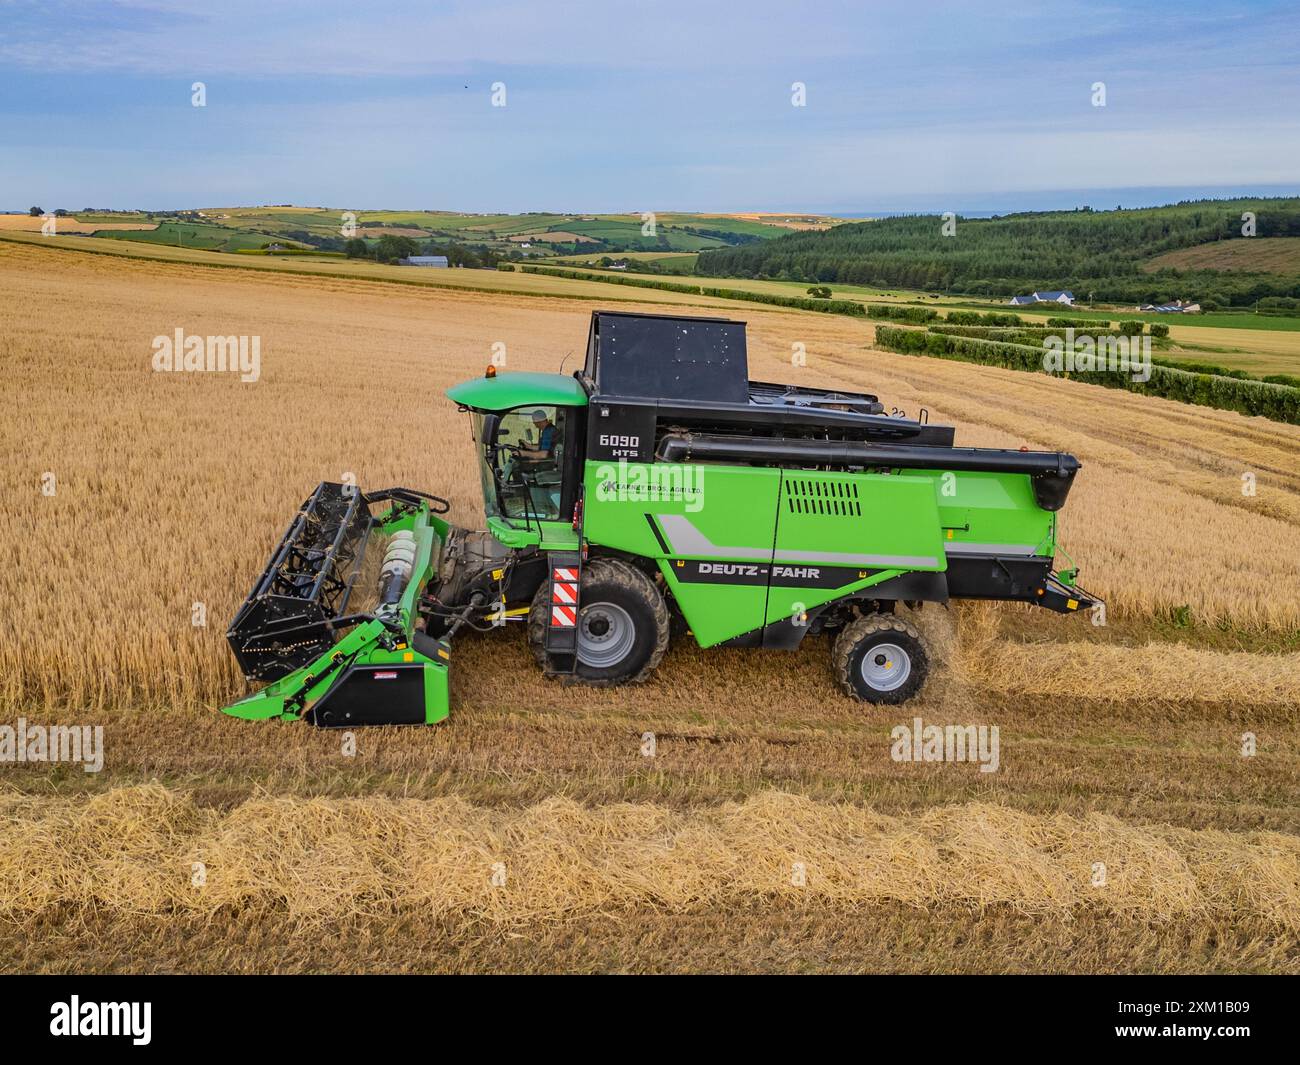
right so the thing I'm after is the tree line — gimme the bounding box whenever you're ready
[695,199,1300,308]
[343,235,515,267]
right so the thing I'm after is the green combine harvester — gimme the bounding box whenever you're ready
[222,310,1096,726]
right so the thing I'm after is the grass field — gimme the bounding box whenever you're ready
[1146,237,1300,276]
[95,221,302,252]
[71,212,162,224]
[540,250,700,271]
[2,238,1298,972]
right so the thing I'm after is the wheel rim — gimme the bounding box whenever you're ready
[576,602,636,668]
[860,642,911,691]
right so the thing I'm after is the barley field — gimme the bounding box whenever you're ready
[2,239,1298,973]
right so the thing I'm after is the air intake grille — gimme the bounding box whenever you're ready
[783,477,861,516]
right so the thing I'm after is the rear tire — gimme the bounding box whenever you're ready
[832,614,929,704]
[528,558,669,686]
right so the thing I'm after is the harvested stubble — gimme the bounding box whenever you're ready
[953,604,1300,708]
[1,785,1297,929]
[966,637,1300,707]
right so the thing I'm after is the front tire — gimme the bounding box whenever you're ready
[528,558,669,685]
[832,614,929,704]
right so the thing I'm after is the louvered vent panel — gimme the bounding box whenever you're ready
[783,477,862,517]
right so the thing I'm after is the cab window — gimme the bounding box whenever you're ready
[475,405,570,522]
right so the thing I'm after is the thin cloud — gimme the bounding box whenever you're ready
[2,0,1296,208]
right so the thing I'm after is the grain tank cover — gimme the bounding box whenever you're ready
[584,310,749,404]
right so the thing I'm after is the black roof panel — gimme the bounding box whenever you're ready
[585,310,749,404]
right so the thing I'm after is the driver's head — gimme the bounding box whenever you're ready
[530,409,550,428]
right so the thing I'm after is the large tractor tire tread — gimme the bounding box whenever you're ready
[832,613,930,705]
[528,557,669,686]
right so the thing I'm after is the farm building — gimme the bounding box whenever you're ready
[401,255,449,268]
[1139,300,1201,314]
[1009,290,1075,306]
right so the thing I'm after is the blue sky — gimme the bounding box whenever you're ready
[1,0,1297,213]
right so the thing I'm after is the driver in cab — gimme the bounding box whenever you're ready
[516,409,557,467]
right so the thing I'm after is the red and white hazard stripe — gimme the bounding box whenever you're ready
[550,567,579,626]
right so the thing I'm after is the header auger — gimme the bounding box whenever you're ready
[222,310,1098,726]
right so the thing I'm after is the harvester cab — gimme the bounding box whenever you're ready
[222,310,1098,726]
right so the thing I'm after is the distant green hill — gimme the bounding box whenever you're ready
[95,221,304,253]
[695,198,1300,307]
[201,207,848,256]
[76,207,850,264]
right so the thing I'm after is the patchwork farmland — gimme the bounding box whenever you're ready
[0,206,849,264]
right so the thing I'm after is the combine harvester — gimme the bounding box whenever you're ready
[222,310,1096,726]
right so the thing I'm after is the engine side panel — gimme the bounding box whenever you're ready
[582,460,781,646]
[764,471,944,628]
[583,459,1064,648]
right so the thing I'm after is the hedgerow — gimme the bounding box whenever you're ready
[875,326,1300,424]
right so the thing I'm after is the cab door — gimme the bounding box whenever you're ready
[489,404,584,527]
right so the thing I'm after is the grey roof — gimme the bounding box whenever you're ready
[404,255,449,265]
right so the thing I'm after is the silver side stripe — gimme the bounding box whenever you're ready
[943,542,1040,556]
[656,515,940,570]
[777,547,940,568]
[657,515,770,559]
